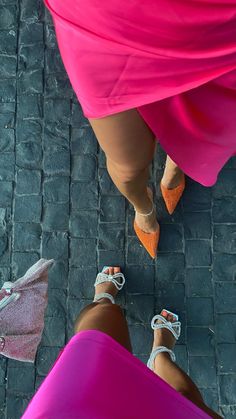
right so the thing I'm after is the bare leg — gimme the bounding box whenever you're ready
[162,155,184,189]
[152,311,222,419]
[74,267,132,352]
[89,109,158,233]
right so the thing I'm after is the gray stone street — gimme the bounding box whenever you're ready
[0,1,236,418]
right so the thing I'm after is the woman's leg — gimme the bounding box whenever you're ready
[162,155,184,188]
[88,109,158,233]
[74,267,132,352]
[151,311,222,419]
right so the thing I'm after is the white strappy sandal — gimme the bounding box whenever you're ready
[147,309,181,371]
[93,266,126,304]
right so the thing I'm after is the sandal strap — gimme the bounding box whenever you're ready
[151,314,181,340]
[134,203,154,217]
[94,271,125,291]
[93,293,115,304]
[147,346,176,370]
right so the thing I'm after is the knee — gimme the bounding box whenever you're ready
[107,159,147,183]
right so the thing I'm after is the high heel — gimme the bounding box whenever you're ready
[133,204,160,259]
[160,174,185,215]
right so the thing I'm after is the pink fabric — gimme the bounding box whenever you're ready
[22,330,211,419]
[44,0,236,186]
[0,259,53,362]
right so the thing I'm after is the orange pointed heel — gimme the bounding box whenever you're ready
[133,201,160,259]
[160,174,185,215]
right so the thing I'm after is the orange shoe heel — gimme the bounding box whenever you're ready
[160,174,185,215]
[133,203,160,259]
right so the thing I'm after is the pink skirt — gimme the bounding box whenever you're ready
[45,0,236,186]
[22,330,211,418]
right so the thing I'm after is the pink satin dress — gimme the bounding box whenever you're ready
[44,0,236,186]
[22,330,212,418]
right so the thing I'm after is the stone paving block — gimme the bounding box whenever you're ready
[36,347,60,377]
[0,181,13,206]
[68,267,97,299]
[0,78,16,102]
[187,297,214,326]
[45,24,56,48]
[19,22,43,44]
[212,197,236,223]
[18,69,43,94]
[0,55,17,78]
[70,210,98,238]
[71,181,98,210]
[186,268,213,297]
[200,389,219,413]
[16,169,41,195]
[43,123,70,152]
[99,168,120,195]
[216,314,236,343]
[189,356,217,388]
[129,324,153,354]
[98,250,124,270]
[0,359,6,385]
[19,44,44,70]
[34,376,44,391]
[70,238,97,268]
[185,240,212,267]
[98,222,124,250]
[183,179,212,211]
[20,0,43,22]
[213,253,236,281]
[0,5,17,29]
[187,327,215,356]
[13,223,41,251]
[127,237,155,265]
[43,203,69,231]
[72,155,97,182]
[16,119,42,143]
[48,260,68,289]
[12,251,39,279]
[126,294,155,325]
[0,29,17,54]
[175,345,188,373]
[45,47,65,73]
[42,231,68,260]
[213,225,236,254]
[219,375,236,405]
[17,95,43,118]
[45,73,73,99]
[0,128,14,152]
[6,395,31,419]
[219,405,236,419]
[215,282,236,313]
[43,151,70,175]
[183,212,212,239]
[71,102,88,128]
[41,316,66,347]
[157,253,186,284]
[71,127,97,155]
[14,195,42,222]
[125,265,155,294]
[0,152,15,180]
[212,169,236,198]
[44,99,71,124]
[218,344,236,373]
[44,176,69,203]
[158,223,183,252]
[0,267,10,288]
[7,366,35,393]
[45,288,67,318]
[0,387,5,408]
[100,195,125,222]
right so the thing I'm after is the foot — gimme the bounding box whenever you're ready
[161,156,184,189]
[152,310,177,365]
[134,187,159,233]
[94,267,121,303]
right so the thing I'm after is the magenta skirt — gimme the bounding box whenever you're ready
[45,0,236,186]
[22,330,211,418]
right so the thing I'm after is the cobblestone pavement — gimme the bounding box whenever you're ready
[0,1,236,418]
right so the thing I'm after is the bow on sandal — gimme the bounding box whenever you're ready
[147,309,181,371]
[93,266,126,304]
